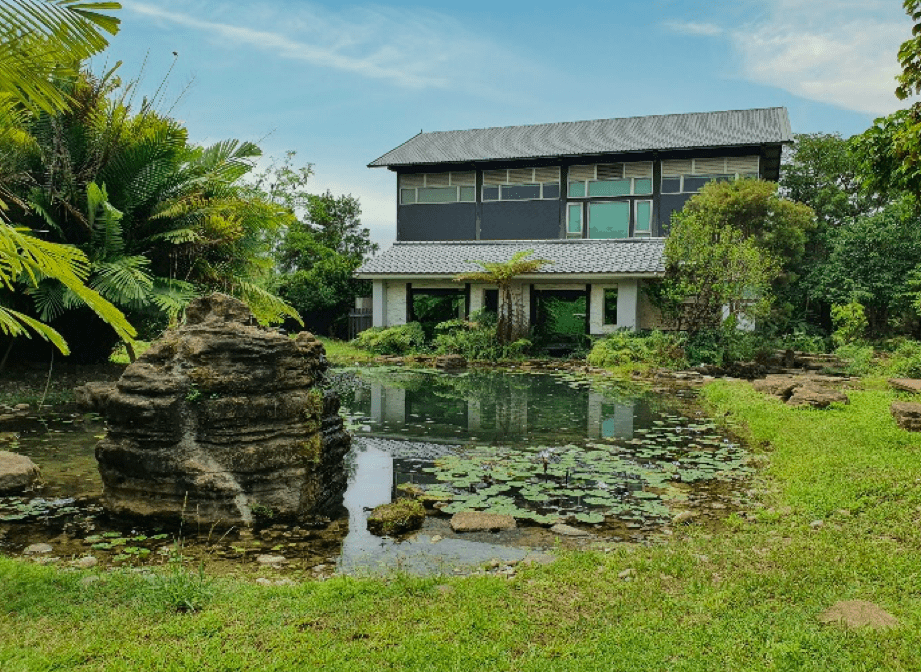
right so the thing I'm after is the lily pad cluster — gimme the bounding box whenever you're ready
[0,496,86,522]
[417,415,751,526]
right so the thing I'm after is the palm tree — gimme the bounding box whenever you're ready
[455,250,551,344]
[0,0,135,356]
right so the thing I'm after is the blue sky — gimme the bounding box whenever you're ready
[93,0,913,246]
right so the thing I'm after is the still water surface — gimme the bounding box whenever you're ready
[1,367,750,576]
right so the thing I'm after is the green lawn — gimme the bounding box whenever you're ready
[2,379,920,670]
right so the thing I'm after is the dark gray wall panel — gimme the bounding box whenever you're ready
[481,200,561,240]
[397,204,476,241]
[658,194,693,236]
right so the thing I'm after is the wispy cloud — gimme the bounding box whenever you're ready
[664,0,911,117]
[663,21,724,37]
[123,1,542,94]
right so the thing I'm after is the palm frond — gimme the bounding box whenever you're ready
[233,280,301,326]
[0,0,121,114]
[0,305,69,354]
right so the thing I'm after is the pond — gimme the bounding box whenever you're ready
[0,367,753,577]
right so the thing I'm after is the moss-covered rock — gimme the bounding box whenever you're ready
[367,498,425,536]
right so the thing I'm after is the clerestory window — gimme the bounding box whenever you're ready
[482,167,560,201]
[400,172,476,205]
[660,156,760,194]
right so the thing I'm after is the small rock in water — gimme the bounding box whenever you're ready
[550,523,590,537]
[23,543,53,555]
[73,556,97,569]
[255,554,286,566]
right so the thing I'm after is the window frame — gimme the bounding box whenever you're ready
[566,203,583,238]
[481,167,561,202]
[587,201,631,240]
[400,171,477,205]
[633,200,652,238]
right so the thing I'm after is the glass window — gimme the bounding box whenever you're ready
[459,186,475,202]
[401,188,416,204]
[589,179,631,197]
[482,186,499,201]
[568,181,586,198]
[417,187,457,203]
[683,176,712,193]
[661,177,681,194]
[633,178,652,195]
[542,183,560,199]
[635,201,652,236]
[501,183,541,200]
[603,288,618,325]
[588,202,629,239]
[567,204,582,237]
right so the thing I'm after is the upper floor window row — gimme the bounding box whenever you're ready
[400,171,476,205]
[482,167,560,201]
[568,162,654,198]
[661,156,759,194]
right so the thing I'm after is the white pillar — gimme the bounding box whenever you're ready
[616,280,638,331]
[372,280,387,328]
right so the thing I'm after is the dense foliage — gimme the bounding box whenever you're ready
[257,152,377,336]
[0,1,136,359]
[657,179,814,334]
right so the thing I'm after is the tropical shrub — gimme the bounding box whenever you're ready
[831,301,868,346]
[587,330,686,369]
[432,313,530,361]
[351,322,425,356]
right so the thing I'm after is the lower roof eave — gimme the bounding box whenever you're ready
[355,272,664,282]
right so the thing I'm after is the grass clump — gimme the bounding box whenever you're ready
[146,541,215,614]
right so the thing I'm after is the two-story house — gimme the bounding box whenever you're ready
[356,107,792,335]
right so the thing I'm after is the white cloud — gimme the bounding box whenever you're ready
[122,1,541,95]
[664,21,724,37]
[666,0,912,117]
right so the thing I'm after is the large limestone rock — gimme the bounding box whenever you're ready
[95,294,351,527]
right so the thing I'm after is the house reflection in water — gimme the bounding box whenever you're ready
[358,374,638,445]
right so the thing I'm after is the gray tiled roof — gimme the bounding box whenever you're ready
[369,108,792,167]
[355,239,665,276]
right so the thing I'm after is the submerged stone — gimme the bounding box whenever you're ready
[95,293,351,527]
[367,498,425,536]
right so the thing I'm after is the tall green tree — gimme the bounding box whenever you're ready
[852,1,921,201]
[258,153,377,335]
[658,179,814,334]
